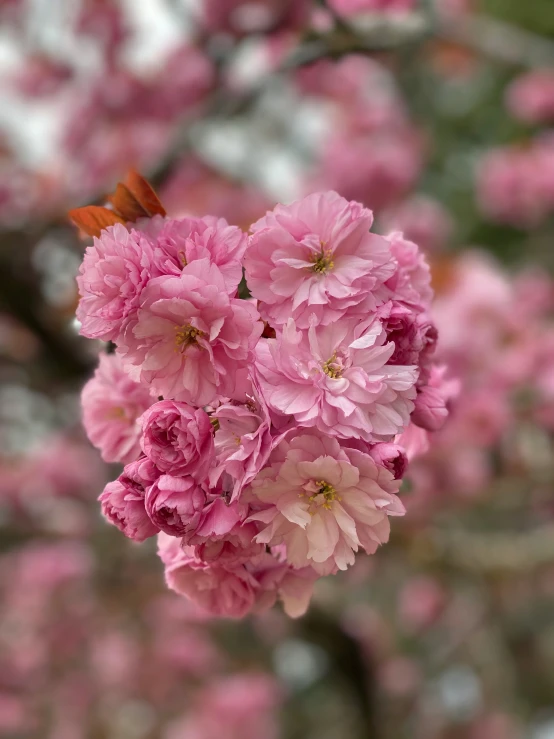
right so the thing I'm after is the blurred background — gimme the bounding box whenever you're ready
[1,1,554,737]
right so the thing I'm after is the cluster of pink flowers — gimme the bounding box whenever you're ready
[0,536,282,739]
[0,2,215,226]
[476,70,554,228]
[78,185,449,618]
[403,251,554,514]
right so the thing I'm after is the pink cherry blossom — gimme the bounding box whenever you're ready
[396,421,430,461]
[165,674,281,739]
[506,69,554,125]
[247,431,404,574]
[399,576,445,632]
[159,154,271,229]
[184,497,246,546]
[244,191,396,328]
[382,196,453,253]
[314,130,421,214]
[140,400,214,478]
[192,521,265,568]
[385,231,433,311]
[210,382,277,500]
[475,143,553,227]
[332,436,408,479]
[255,317,418,441]
[140,215,247,294]
[146,475,208,537]
[384,312,437,374]
[158,534,258,618]
[76,223,155,341]
[368,442,408,479]
[158,533,316,618]
[412,364,459,431]
[248,549,318,617]
[118,259,262,405]
[81,353,153,465]
[99,457,160,542]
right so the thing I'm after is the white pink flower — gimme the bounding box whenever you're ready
[81,353,153,465]
[118,259,262,405]
[255,316,418,441]
[247,431,404,574]
[244,191,395,328]
[140,400,214,478]
[76,224,155,341]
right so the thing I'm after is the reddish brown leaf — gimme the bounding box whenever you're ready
[124,169,166,217]
[68,206,126,238]
[108,183,150,222]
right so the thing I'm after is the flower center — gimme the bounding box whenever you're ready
[322,352,342,379]
[310,480,340,510]
[106,406,126,420]
[174,324,204,351]
[311,242,334,274]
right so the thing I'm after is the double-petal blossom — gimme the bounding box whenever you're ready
[255,316,418,441]
[245,191,395,328]
[247,432,404,574]
[118,259,262,405]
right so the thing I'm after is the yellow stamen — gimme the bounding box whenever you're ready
[306,480,341,510]
[322,352,342,379]
[174,324,204,352]
[311,242,334,274]
[106,406,126,420]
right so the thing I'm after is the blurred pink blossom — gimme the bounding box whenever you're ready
[328,0,415,16]
[506,69,554,124]
[82,353,153,465]
[200,0,309,36]
[382,196,453,253]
